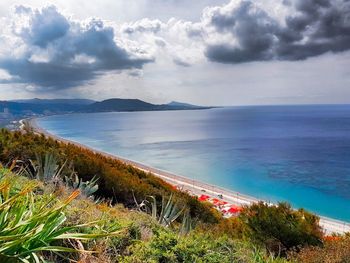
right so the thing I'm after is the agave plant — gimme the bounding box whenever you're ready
[149,194,184,227]
[19,153,100,199]
[23,152,67,184]
[136,193,193,235]
[66,173,99,199]
[0,171,121,262]
[179,209,192,236]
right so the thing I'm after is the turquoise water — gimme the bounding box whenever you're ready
[37,105,350,221]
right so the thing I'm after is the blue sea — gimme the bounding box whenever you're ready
[37,105,350,221]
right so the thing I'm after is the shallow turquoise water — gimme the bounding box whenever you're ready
[37,105,350,221]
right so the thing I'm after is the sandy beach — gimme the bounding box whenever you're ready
[27,117,350,235]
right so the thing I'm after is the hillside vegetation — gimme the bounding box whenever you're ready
[0,129,218,224]
[0,129,349,262]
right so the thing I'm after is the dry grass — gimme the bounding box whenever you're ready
[289,236,350,263]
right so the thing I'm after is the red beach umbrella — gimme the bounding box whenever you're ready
[198,195,210,201]
[228,205,242,214]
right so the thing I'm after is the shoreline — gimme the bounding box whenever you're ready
[27,117,350,235]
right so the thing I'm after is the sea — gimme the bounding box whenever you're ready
[37,105,350,221]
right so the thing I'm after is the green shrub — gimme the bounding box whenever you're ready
[239,202,323,255]
[121,228,287,263]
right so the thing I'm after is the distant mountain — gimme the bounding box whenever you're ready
[0,98,211,117]
[86,99,158,112]
[86,98,211,112]
[13,98,96,105]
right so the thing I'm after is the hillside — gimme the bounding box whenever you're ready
[0,167,284,262]
[86,98,159,112]
[0,129,348,262]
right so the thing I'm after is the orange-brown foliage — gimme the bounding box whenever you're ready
[0,129,220,224]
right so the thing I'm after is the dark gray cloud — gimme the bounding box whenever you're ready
[278,0,350,60]
[0,6,153,89]
[204,0,350,63]
[206,1,277,63]
[0,57,97,88]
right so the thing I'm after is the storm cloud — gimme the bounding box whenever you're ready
[202,0,350,63]
[0,6,153,89]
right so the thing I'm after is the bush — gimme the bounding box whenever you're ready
[239,202,323,255]
[121,228,286,263]
[289,235,350,263]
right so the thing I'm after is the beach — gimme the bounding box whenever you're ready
[27,117,350,235]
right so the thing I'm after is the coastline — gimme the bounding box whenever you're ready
[27,117,350,235]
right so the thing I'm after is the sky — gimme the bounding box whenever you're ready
[0,0,349,106]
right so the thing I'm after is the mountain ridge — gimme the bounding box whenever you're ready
[0,98,211,116]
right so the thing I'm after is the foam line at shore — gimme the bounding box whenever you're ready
[27,117,350,235]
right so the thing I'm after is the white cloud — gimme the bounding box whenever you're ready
[0,69,12,80]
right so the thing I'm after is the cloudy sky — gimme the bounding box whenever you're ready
[0,0,349,106]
